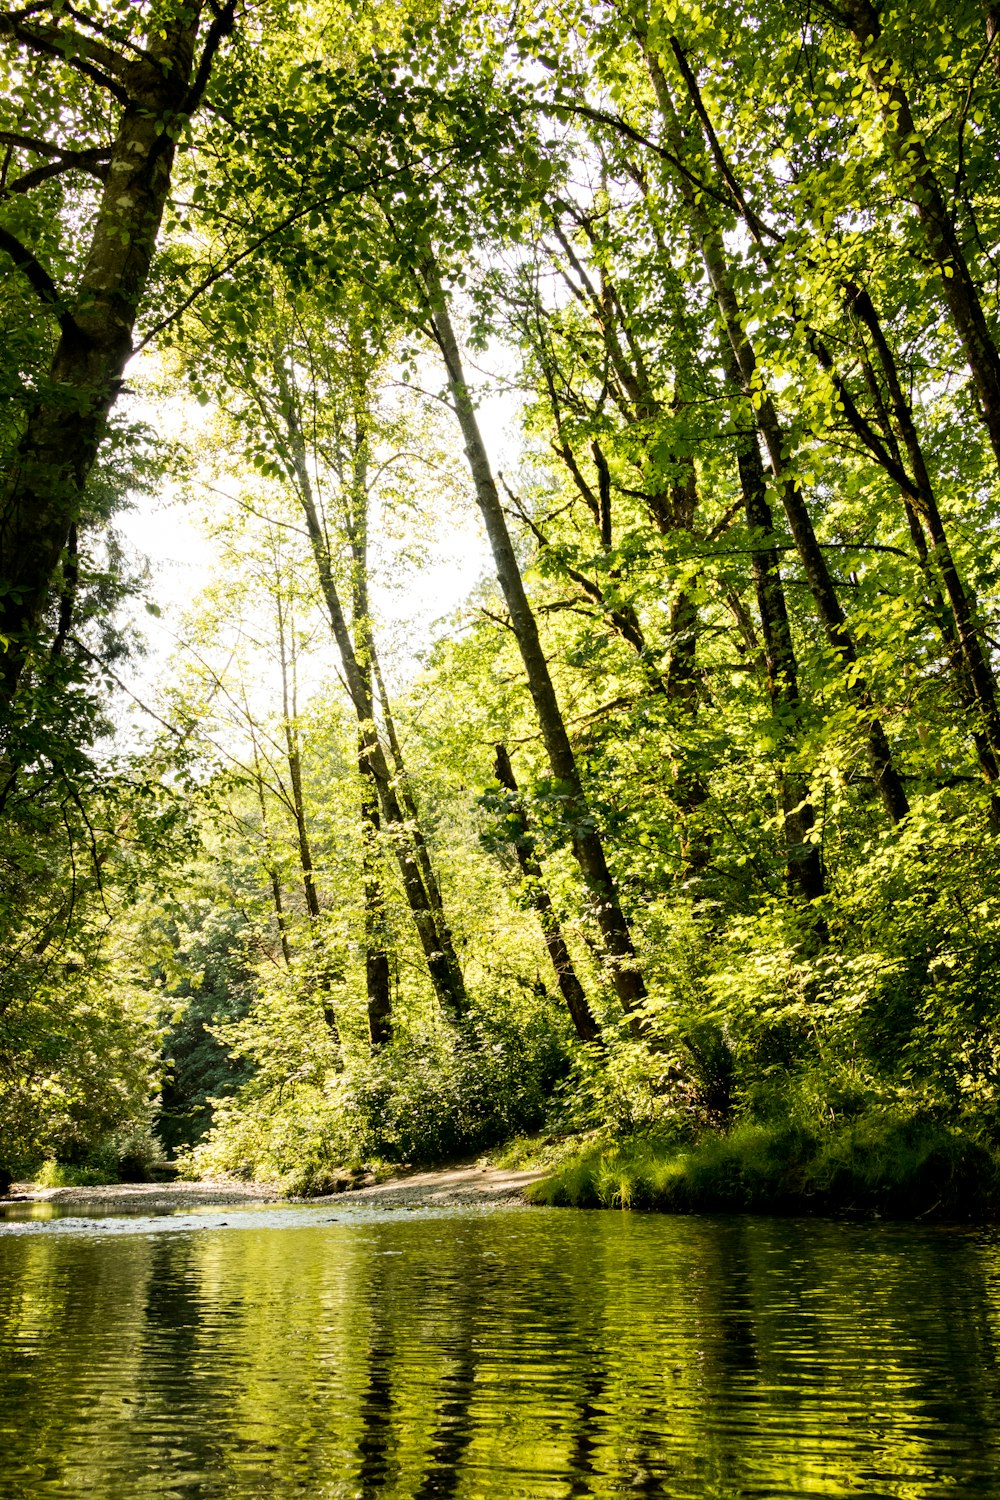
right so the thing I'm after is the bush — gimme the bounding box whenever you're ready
[183,1010,566,1194]
[34,1161,116,1188]
[29,1120,166,1187]
[528,1111,1000,1219]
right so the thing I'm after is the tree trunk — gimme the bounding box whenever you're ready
[845,282,1000,780]
[729,367,825,903]
[282,410,467,1020]
[0,6,233,705]
[359,742,392,1046]
[276,592,338,1036]
[278,643,321,923]
[643,43,910,825]
[368,639,465,1008]
[251,741,292,968]
[836,0,1000,475]
[346,447,393,1046]
[664,585,712,876]
[493,743,600,1043]
[423,265,646,1019]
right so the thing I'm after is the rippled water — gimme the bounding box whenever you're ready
[1,1203,999,1497]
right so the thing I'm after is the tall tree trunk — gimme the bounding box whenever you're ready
[643,42,910,825]
[493,743,600,1043]
[358,743,392,1046]
[834,0,1000,474]
[346,437,393,1046]
[422,265,647,1019]
[280,407,467,1020]
[0,4,235,706]
[664,585,712,877]
[844,282,1000,781]
[250,739,292,968]
[276,601,321,923]
[729,365,825,902]
[654,462,713,876]
[275,592,338,1036]
[369,638,465,1005]
[656,31,994,817]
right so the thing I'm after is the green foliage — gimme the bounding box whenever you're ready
[156,906,258,1154]
[10,0,1000,1220]
[0,763,188,1178]
[185,1008,566,1193]
[32,1121,165,1187]
[34,1162,116,1190]
[529,1114,1000,1220]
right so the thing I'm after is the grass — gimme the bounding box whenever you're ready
[34,1160,117,1188]
[525,1113,1000,1220]
[487,1130,607,1174]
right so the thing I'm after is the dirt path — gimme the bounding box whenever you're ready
[6,1163,546,1217]
[332,1163,546,1209]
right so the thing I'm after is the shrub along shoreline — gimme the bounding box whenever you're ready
[522,1116,1000,1221]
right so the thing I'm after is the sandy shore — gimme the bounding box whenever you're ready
[7,1178,283,1213]
[6,1163,546,1216]
[325,1163,546,1208]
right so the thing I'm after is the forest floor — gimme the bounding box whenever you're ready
[7,1163,547,1215]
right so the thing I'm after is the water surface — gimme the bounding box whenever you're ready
[1,1203,998,1497]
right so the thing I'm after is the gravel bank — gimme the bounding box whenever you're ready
[6,1164,545,1217]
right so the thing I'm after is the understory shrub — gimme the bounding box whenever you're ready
[529,1112,1000,1219]
[184,1010,566,1193]
[30,1120,166,1186]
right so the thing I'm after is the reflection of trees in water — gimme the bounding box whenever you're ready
[350,1230,483,1499]
[711,1223,761,1381]
[0,1237,160,1497]
[340,1224,488,1494]
[565,1359,606,1498]
[6,1217,1000,1496]
[355,1263,396,1498]
[410,1272,479,1500]
[564,1222,686,1498]
[694,1219,1000,1495]
[137,1236,239,1485]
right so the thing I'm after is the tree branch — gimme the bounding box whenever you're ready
[0,14,131,101]
[179,0,238,116]
[667,36,782,246]
[550,99,732,212]
[0,225,79,338]
[1,146,110,196]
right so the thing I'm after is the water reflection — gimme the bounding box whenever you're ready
[1,1210,999,1497]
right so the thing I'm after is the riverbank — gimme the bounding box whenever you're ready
[6,1179,284,1214]
[523,1115,1000,1220]
[15,1113,994,1223]
[6,1163,547,1217]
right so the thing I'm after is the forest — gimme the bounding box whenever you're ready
[3,0,1000,1216]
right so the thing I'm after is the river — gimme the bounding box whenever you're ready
[1,1201,998,1497]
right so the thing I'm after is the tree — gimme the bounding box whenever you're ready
[0,0,237,705]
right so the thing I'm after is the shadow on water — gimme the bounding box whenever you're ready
[2,1209,1000,1497]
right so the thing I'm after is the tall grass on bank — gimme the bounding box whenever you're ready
[527,1115,1000,1219]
